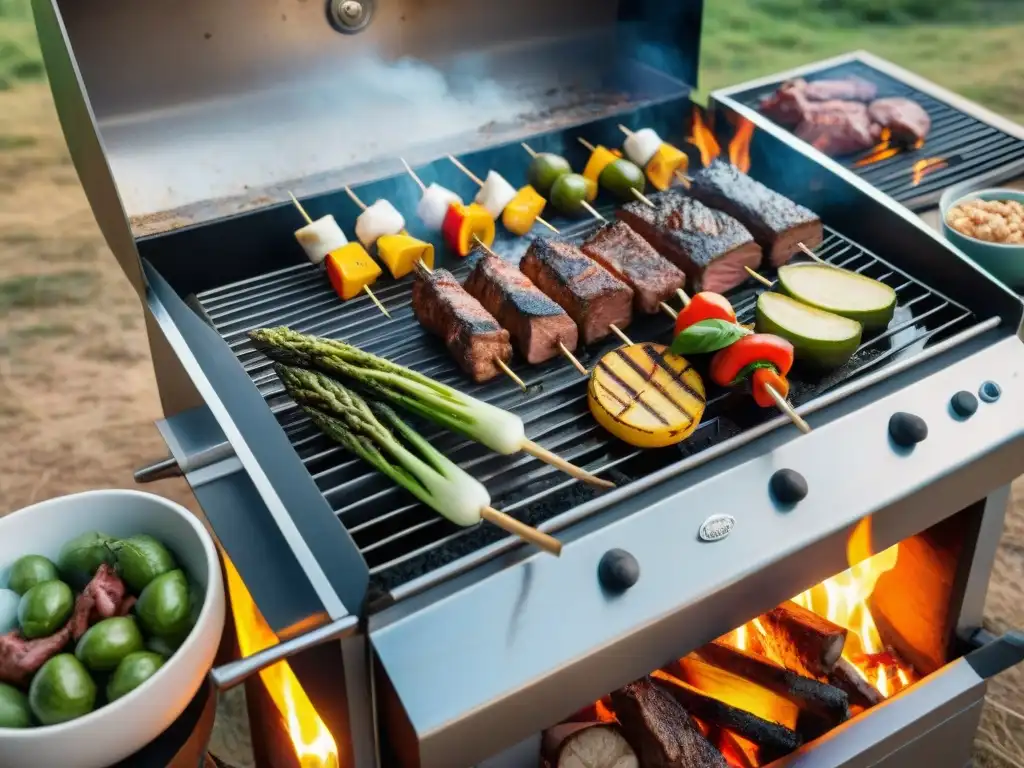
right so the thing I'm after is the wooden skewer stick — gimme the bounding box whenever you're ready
[660,302,678,320]
[495,358,528,392]
[581,200,607,223]
[521,439,615,489]
[471,235,588,377]
[609,324,634,346]
[764,384,812,435]
[346,186,431,272]
[521,142,538,159]
[744,266,774,288]
[288,192,390,318]
[447,155,560,234]
[578,137,655,208]
[797,242,827,264]
[399,157,427,192]
[481,505,562,556]
[617,124,693,185]
[676,288,692,306]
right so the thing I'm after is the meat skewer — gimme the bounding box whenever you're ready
[287,193,390,317]
[520,142,608,223]
[467,239,589,376]
[445,154,560,235]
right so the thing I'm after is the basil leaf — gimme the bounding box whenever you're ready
[730,361,778,386]
[671,319,748,356]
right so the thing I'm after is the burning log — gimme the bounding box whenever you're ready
[757,601,847,679]
[611,678,728,767]
[713,728,758,768]
[652,672,801,763]
[692,641,849,727]
[541,721,639,768]
[830,657,884,709]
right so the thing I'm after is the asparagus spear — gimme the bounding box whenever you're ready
[251,327,613,489]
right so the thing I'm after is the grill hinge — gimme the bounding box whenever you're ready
[135,405,237,487]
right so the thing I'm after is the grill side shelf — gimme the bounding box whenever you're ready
[143,260,372,617]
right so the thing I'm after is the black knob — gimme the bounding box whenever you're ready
[950,391,978,418]
[770,468,808,504]
[889,412,928,448]
[598,549,640,593]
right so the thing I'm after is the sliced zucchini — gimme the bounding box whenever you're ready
[588,342,706,448]
[777,264,896,330]
[756,292,862,369]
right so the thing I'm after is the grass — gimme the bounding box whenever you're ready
[0,271,100,313]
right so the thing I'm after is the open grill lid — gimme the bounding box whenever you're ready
[33,0,704,246]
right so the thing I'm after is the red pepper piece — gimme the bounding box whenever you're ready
[752,367,789,408]
[709,333,795,387]
[673,292,737,336]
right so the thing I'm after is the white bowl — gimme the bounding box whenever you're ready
[0,490,226,768]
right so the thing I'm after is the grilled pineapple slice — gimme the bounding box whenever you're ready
[588,342,706,448]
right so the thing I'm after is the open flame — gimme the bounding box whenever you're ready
[853,129,899,167]
[688,110,755,173]
[911,157,948,186]
[223,555,341,768]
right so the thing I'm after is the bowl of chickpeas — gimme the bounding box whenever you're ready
[940,186,1024,289]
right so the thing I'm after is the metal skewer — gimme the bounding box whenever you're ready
[618,124,693,186]
[287,192,390,318]
[446,154,560,234]
[471,235,588,377]
[577,137,656,208]
[520,141,606,224]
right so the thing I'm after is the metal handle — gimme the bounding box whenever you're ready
[134,455,183,483]
[209,615,358,692]
[964,628,1024,679]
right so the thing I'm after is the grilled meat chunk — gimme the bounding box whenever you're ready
[759,81,812,127]
[794,102,877,156]
[412,268,512,383]
[868,97,931,144]
[464,251,579,364]
[688,160,823,267]
[611,678,728,768]
[617,189,761,294]
[0,627,71,687]
[801,77,878,103]
[760,78,877,125]
[520,238,634,345]
[581,222,686,314]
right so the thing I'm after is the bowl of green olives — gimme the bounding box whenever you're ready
[0,490,225,768]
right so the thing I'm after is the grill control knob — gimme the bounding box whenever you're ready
[979,381,1002,403]
[950,390,978,418]
[598,549,640,593]
[889,412,928,448]
[770,468,808,505]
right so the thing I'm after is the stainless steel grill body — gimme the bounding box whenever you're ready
[30,1,1024,766]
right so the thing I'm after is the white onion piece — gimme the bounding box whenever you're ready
[420,464,490,527]
[469,401,526,455]
[623,128,663,167]
[474,171,518,219]
[417,183,462,231]
[355,199,406,247]
[294,215,348,265]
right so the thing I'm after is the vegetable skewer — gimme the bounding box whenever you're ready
[520,143,607,223]
[288,193,390,318]
[445,155,560,235]
[577,138,655,208]
[400,158,496,257]
[469,236,589,376]
[277,365,562,555]
[617,124,691,190]
[250,327,615,488]
[343,186,435,277]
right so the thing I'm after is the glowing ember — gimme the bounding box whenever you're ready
[690,108,721,168]
[594,699,617,723]
[853,129,901,167]
[223,555,341,768]
[911,157,948,186]
[728,118,755,174]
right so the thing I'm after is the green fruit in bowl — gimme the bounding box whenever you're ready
[106,652,165,702]
[29,654,96,726]
[18,581,73,639]
[112,535,177,593]
[0,682,32,728]
[58,532,118,589]
[0,589,19,634]
[8,555,59,596]
[136,570,192,639]
[75,617,145,672]
[144,635,182,659]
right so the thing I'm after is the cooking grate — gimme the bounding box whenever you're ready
[194,219,975,594]
[728,59,1024,211]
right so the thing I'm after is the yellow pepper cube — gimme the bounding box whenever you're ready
[325,242,382,300]
[502,185,547,236]
[377,234,435,278]
[582,145,619,186]
[645,143,689,191]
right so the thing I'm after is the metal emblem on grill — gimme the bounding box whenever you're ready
[698,514,735,542]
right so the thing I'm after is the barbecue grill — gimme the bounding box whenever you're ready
[30,0,1024,766]
[712,51,1024,211]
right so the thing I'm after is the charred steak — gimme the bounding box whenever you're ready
[760,77,877,125]
[868,97,931,144]
[412,268,512,383]
[463,250,579,364]
[688,160,823,267]
[581,222,686,314]
[794,101,877,156]
[801,76,878,103]
[520,238,634,345]
[617,189,761,294]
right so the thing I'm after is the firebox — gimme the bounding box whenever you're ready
[29,0,1024,767]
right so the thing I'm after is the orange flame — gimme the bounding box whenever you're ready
[911,157,948,186]
[690,109,721,168]
[853,129,900,167]
[223,555,341,768]
[728,118,755,174]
